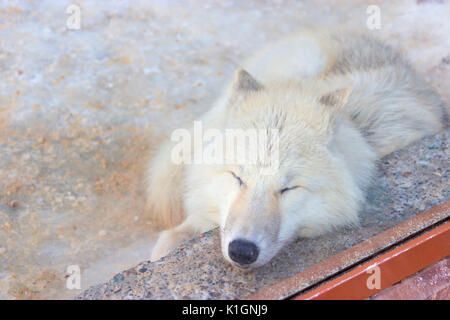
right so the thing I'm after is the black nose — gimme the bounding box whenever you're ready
[228,239,259,265]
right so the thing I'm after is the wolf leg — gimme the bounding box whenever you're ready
[150,216,217,262]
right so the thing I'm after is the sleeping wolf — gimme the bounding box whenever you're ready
[147,29,447,268]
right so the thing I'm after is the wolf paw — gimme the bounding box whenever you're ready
[150,229,186,262]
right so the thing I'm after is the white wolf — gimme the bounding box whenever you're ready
[147,29,447,269]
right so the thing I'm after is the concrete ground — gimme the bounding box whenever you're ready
[0,0,449,299]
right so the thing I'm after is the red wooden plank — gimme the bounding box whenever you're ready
[371,257,449,300]
[295,221,450,300]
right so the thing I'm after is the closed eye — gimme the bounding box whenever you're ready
[280,186,300,194]
[229,171,244,186]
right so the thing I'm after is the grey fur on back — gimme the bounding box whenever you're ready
[325,32,447,156]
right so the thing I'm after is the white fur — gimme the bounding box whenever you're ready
[147,29,446,268]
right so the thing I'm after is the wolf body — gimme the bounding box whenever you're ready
[147,29,446,268]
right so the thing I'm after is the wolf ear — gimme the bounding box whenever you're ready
[231,69,263,103]
[319,88,350,123]
[233,69,263,91]
[319,88,350,110]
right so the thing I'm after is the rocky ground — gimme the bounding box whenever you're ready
[0,0,449,299]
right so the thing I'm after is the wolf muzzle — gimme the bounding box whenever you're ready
[228,238,259,266]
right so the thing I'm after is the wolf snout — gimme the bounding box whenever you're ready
[228,238,259,266]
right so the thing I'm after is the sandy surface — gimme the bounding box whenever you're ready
[0,0,449,299]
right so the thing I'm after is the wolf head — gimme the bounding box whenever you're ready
[185,69,368,269]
